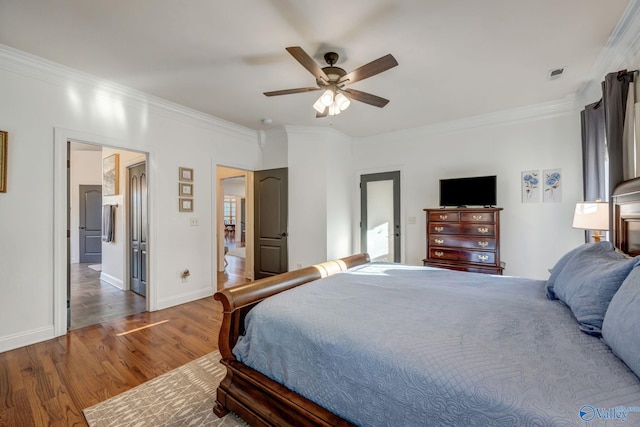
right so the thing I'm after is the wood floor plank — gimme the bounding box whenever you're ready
[0,253,247,426]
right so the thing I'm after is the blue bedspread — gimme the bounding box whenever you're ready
[233,263,640,426]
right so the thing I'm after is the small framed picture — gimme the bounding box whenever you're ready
[179,198,193,212]
[179,167,193,182]
[103,154,119,196]
[179,183,193,197]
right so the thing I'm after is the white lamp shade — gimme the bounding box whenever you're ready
[572,202,609,230]
[313,97,326,114]
[328,103,341,116]
[320,89,334,106]
[335,93,351,111]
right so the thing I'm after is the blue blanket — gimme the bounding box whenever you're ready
[233,263,640,426]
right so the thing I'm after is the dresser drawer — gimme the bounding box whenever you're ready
[428,211,460,222]
[429,248,496,265]
[430,223,495,237]
[429,235,496,250]
[460,211,495,223]
[423,260,504,275]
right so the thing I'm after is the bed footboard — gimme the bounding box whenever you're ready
[213,253,369,426]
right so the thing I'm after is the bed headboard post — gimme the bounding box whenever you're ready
[611,177,640,256]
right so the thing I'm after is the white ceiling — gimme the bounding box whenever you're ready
[0,0,633,137]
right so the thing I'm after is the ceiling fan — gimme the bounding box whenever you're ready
[263,46,398,117]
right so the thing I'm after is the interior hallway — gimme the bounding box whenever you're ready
[70,263,146,330]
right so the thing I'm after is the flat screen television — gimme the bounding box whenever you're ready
[439,175,497,207]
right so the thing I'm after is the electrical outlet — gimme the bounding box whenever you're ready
[189,217,199,226]
[408,216,416,224]
[296,263,302,269]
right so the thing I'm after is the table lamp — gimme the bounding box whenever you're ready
[572,200,609,242]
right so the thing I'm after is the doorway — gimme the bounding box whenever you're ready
[360,171,401,262]
[217,166,253,288]
[68,142,147,329]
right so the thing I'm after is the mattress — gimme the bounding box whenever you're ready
[233,263,640,426]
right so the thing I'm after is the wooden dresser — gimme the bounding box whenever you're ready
[423,207,503,275]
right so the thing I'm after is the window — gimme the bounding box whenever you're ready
[223,196,236,224]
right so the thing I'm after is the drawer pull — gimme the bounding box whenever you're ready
[478,254,489,262]
[439,214,448,220]
[434,226,444,232]
[478,227,489,234]
[478,241,489,248]
[434,251,444,257]
[472,214,483,220]
[435,238,444,244]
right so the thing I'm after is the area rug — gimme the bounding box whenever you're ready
[227,247,245,258]
[83,351,248,427]
[88,264,102,272]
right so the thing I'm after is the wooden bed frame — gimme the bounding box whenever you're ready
[212,177,640,427]
[213,253,368,426]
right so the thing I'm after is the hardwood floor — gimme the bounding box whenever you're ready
[0,258,249,426]
[70,263,146,330]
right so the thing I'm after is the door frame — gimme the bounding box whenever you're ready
[356,167,404,263]
[53,128,154,337]
[216,165,255,287]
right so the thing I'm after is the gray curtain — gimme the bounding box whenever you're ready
[580,101,606,242]
[603,70,635,196]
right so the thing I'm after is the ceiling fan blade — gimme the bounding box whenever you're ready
[316,107,328,118]
[286,46,330,83]
[342,88,390,108]
[338,54,398,85]
[263,87,320,96]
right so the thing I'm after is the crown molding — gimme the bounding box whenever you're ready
[358,95,577,143]
[0,44,257,140]
[283,125,351,140]
[576,0,640,105]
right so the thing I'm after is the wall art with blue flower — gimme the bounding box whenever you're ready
[543,168,562,203]
[521,170,540,203]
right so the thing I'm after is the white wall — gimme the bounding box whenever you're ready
[286,126,354,268]
[354,108,585,279]
[0,46,261,352]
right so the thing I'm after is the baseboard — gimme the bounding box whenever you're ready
[156,287,215,310]
[100,272,124,290]
[0,325,55,353]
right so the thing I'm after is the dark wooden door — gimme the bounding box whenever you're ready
[129,162,147,297]
[254,168,288,279]
[79,185,102,263]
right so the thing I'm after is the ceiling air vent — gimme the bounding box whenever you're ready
[548,67,565,81]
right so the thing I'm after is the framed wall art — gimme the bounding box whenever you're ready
[521,170,540,203]
[179,198,193,212]
[0,130,6,193]
[543,169,562,203]
[179,182,193,197]
[103,153,119,196]
[179,167,193,182]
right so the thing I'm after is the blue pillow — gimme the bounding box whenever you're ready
[552,242,639,335]
[546,242,613,300]
[602,266,640,378]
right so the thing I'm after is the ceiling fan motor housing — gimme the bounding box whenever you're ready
[318,66,346,85]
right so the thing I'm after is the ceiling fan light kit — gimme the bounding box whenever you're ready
[263,46,398,118]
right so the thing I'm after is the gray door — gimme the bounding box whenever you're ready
[254,168,288,279]
[361,171,401,262]
[79,185,102,263]
[129,162,147,297]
